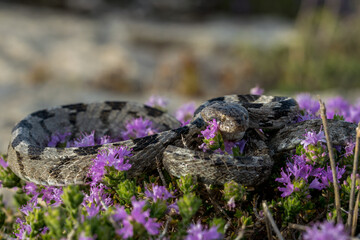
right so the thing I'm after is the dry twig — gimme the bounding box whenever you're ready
[352,190,360,237]
[318,97,342,223]
[347,123,360,231]
[262,201,284,240]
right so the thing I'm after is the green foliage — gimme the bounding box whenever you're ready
[223,180,247,202]
[177,175,197,195]
[177,193,202,223]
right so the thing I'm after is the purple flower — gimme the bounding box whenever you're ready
[23,182,37,196]
[175,102,196,125]
[295,113,320,123]
[146,95,169,109]
[145,184,174,202]
[48,132,71,147]
[104,146,132,171]
[201,119,219,140]
[326,97,349,119]
[250,85,264,95]
[0,156,8,169]
[113,199,160,239]
[69,131,96,147]
[227,196,236,210]
[88,146,132,184]
[99,135,113,145]
[121,117,158,140]
[322,165,346,185]
[41,226,49,234]
[344,141,355,157]
[301,129,326,149]
[83,183,112,206]
[296,94,320,115]
[40,186,63,206]
[224,140,247,155]
[278,182,295,197]
[303,221,349,240]
[20,201,39,216]
[85,202,100,218]
[309,178,325,190]
[346,105,360,123]
[14,218,32,239]
[185,222,222,240]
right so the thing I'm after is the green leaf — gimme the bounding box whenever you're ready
[177,193,201,222]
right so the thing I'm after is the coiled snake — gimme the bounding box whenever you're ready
[7,95,357,186]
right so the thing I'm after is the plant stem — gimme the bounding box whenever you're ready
[262,201,284,240]
[352,190,360,236]
[347,123,360,231]
[318,98,342,223]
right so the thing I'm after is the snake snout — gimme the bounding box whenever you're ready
[200,102,249,141]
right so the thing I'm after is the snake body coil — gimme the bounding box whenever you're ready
[8,95,302,186]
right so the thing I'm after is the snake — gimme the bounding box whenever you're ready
[7,94,357,187]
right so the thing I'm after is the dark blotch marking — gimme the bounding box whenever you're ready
[49,157,73,179]
[162,123,170,130]
[31,110,55,120]
[11,135,25,148]
[100,109,112,125]
[30,155,42,160]
[271,96,285,102]
[28,145,44,158]
[144,105,164,117]
[241,103,263,109]
[132,134,159,151]
[69,112,77,125]
[40,120,52,136]
[171,126,190,136]
[208,96,225,103]
[258,121,273,127]
[105,102,127,111]
[192,118,206,129]
[73,145,101,156]
[127,111,139,118]
[15,151,26,177]
[28,132,41,146]
[237,94,260,102]
[62,103,87,112]
[11,120,32,133]
[273,107,291,119]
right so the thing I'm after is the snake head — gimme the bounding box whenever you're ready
[200,102,249,141]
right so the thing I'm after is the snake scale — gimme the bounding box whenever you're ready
[7,94,357,187]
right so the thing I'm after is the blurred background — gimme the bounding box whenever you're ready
[0,0,360,152]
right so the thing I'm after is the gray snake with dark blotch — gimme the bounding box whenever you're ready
[7,95,357,186]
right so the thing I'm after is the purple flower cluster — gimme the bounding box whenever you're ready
[175,102,196,125]
[88,146,132,185]
[296,94,360,123]
[199,119,220,152]
[113,198,160,239]
[145,184,174,202]
[276,149,346,197]
[300,129,326,149]
[344,141,355,157]
[303,221,349,240]
[48,132,71,147]
[0,156,9,169]
[185,222,222,240]
[14,218,32,239]
[296,94,320,115]
[121,117,158,140]
[250,85,264,95]
[146,95,169,109]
